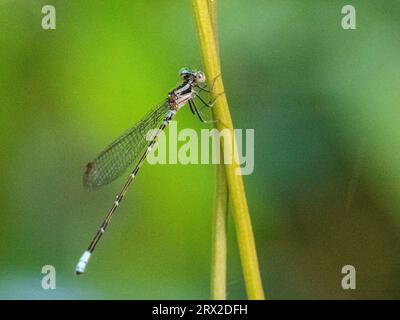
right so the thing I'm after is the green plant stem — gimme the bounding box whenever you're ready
[208,0,229,300]
[211,161,228,299]
[192,0,265,300]
[208,0,219,57]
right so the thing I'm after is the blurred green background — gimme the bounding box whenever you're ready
[1,0,400,299]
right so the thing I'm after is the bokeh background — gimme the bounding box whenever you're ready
[1,0,400,299]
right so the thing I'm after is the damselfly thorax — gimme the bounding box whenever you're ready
[168,79,197,110]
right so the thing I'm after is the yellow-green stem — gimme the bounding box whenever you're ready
[211,161,228,299]
[193,0,265,300]
[208,0,228,300]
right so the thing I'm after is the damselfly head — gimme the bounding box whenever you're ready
[179,68,206,83]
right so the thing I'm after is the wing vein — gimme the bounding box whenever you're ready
[83,101,170,188]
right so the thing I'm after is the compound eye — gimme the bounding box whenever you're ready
[196,71,206,83]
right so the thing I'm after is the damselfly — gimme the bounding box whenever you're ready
[75,68,217,274]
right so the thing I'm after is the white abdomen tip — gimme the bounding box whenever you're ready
[75,250,91,275]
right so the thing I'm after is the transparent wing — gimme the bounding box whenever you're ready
[83,101,170,188]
